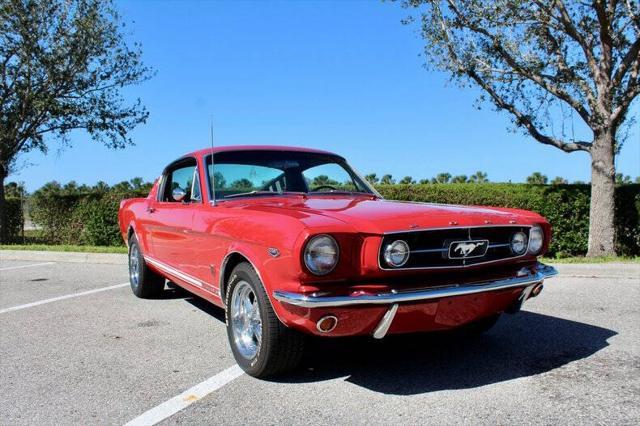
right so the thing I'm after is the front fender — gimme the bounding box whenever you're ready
[219,242,302,328]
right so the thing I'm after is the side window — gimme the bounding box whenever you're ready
[191,168,201,202]
[161,162,197,202]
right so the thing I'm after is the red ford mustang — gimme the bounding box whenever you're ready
[118,146,557,377]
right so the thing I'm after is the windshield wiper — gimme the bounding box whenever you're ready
[223,191,307,199]
[223,191,281,199]
[309,190,372,196]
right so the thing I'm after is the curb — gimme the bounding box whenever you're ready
[0,250,127,265]
[549,262,640,275]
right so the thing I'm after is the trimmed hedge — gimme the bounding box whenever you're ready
[30,189,148,246]
[24,183,640,257]
[376,183,639,257]
[2,198,24,242]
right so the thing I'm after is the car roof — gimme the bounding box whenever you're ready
[186,145,340,158]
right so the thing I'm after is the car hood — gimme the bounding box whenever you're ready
[233,196,544,234]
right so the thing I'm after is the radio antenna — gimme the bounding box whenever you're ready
[209,115,216,206]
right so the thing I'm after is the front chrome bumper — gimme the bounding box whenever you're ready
[273,262,558,309]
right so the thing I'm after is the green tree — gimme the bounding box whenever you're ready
[365,173,379,184]
[418,178,430,184]
[399,1,639,256]
[451,175,468,183]
[93,181,110,194]
[230,179,253,190]
[432,172,452,184]
[130,177,144,190]
[311,175,339,187]
[527,172,549,185]
[551,176,569,185]
[3,181,25,197]
[213,172,227,189]
[399,176,415,184]
[636,176,640,184]
[0,0,152,242]
[615,173,632,184]
[112,181,133,192]
[380,174,396,185]
[469,171,489,183]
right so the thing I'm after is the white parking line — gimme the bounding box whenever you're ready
[0,262,55,271]
[0,283,129,314]
[124,364,244,426]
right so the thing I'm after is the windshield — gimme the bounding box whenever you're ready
[205,150,376,200]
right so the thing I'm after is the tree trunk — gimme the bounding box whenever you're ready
[0,166,6,244]
[587,130,616,256]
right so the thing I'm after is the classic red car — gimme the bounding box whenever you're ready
[118,146,557,377]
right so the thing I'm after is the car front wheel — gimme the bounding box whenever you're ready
[225,262,305,378]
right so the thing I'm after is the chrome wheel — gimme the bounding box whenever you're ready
[230,280,262,360]
[129,244,140,290]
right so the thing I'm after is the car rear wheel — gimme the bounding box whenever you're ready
[225,262,305,378]
[128,235,165,298]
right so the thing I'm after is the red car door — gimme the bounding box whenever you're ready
[147,158,198,274]
[186,156,227,296]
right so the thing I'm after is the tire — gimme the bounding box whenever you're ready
[128,234,165,299]
[225,262,305,378]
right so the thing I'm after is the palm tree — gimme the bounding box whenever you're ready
[93,181,110,193]
[312,175,339,187]
[615,173,632,185]
[364,174,379,185]
[550,176,568,185]
[380,174,395,185]
[432,172,451,184]
[112,181,133,192]
[230,179,254,190]
[527,172,548,185]
[469,171,489,183]
[130,177,145,189]
[399,176,415,184]
[451,175,468,183]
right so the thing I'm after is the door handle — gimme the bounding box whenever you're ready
[147,206,156,213]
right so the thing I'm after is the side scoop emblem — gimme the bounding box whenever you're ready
[268,247,280,257]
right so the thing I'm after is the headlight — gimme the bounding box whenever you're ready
[510,231,528,255]
[383,240,410,267]
[528,226,544,254]
[303,235,339,275]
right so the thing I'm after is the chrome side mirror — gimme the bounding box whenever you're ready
[172,187,187,202]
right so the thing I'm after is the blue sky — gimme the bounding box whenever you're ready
[12,0,640,191]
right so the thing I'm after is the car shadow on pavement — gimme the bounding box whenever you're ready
[183,294,227,323]
[273,312,617,395]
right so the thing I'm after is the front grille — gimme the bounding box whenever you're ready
[379,226,531,270]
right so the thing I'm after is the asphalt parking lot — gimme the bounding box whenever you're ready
[1,255,639,425]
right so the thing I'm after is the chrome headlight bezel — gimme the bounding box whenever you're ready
[510,231,528,255]
[383,239,410,268]
[528,226,544,255]
[303,234,339,276]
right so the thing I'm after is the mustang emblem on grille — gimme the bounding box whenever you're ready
[454,242,482,256]
[448,239,489,259]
